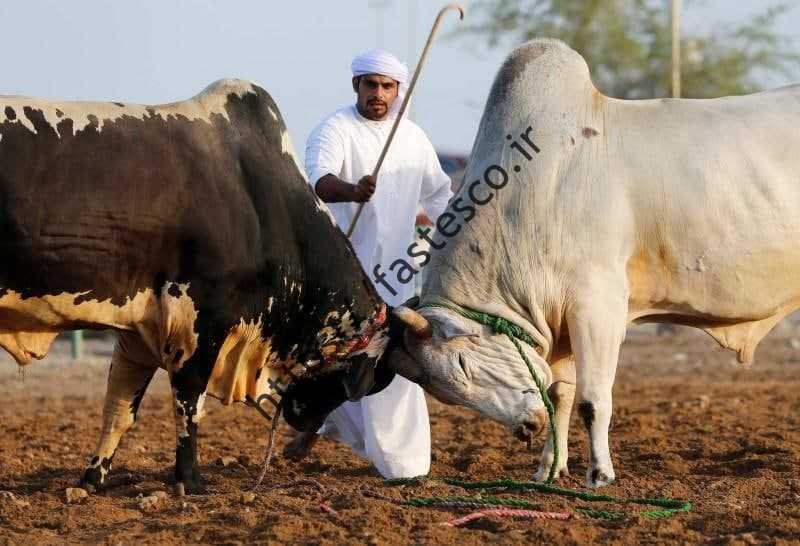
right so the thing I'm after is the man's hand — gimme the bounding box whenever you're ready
[353,175,376,202]
[314,174,377,203]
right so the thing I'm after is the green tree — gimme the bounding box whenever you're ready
[458,0,800,98]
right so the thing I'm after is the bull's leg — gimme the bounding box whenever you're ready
[80,336,157,491]
[170,364,210,494]
[534,366,576,481]
[534,356,576,480]
[567,287,627,488]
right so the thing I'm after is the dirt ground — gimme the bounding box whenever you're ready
[0,322,798,545]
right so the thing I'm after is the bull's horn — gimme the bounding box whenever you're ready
[392,306,432,339]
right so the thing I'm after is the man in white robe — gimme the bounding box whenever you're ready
[283,49,452,479]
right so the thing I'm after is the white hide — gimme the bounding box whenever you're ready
[411,38,800,487]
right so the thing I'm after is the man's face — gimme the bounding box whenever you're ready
[353,74,399,121]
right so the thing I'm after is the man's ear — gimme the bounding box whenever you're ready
[352,76,360,93]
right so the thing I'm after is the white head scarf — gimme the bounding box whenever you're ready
[351,49,409,120]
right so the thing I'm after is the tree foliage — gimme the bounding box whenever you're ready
[458,0,800,98]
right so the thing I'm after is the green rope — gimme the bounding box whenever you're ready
[384,477,692,520]
[442,478,692,513]
[402,495,542,510]
[363,489,543,511]
[576,506,692,520]
[419,302,559,483]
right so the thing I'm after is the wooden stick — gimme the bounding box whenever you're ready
[345,3,465,238]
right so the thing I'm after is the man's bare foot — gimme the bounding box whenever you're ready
[282,432,320,461]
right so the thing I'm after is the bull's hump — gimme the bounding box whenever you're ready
[0,78,257,137]
[197,78,256,102]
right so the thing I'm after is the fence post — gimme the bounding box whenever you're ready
[70,330,83,361]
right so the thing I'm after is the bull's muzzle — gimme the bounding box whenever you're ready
[514,408,547,450]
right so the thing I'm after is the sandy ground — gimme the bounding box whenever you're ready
[0,323,798,545]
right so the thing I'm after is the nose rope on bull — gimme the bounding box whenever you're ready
[418,302,559,483]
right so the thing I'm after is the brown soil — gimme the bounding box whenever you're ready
[0,324,798,545]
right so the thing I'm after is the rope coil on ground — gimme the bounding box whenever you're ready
[443,478,692,514]
[384,472,692,520]
[362,489,544,511]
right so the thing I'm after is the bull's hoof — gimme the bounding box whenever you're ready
[76,479,98,494]
[78,468,103,493]
[174,479,207,496]
[586,466,615,488]
[80,455,115,493]
[533,462,569,482]
[282,431,319,461]
[174,466,206,495]
[79,471,139,493]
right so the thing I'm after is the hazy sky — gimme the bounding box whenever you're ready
[2,1,797,158]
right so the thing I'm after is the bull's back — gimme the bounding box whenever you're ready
[0,83,258,333]
[614,86,800,320]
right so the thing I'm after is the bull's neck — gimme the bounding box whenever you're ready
[423,207,555,355]
[301,200,380,309]
[420,131,570,358]
[420,71,611,357]
[213,83,384,362]
[245,171,383,364]
[284,199,381,319]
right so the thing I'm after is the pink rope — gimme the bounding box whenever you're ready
[319,503,338,515]
[440,508,572,528]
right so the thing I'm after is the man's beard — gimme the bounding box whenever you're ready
[365,100,388,120]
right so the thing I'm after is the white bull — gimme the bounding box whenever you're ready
[389,38,800,488]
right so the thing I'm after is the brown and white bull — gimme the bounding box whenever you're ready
[390,38,800,487]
